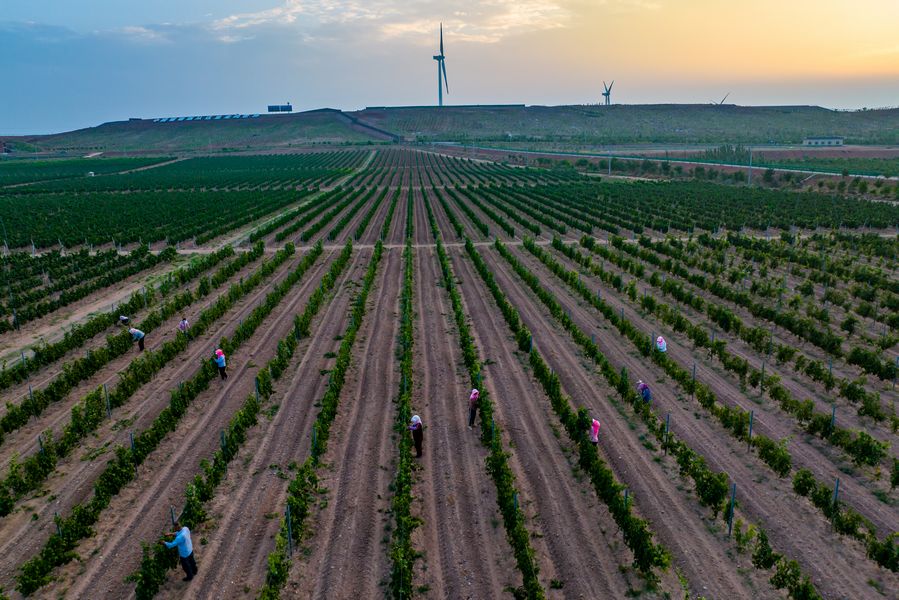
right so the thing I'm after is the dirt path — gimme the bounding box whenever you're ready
[493,245,896,598]
[410,246,516,598]
[449,248,660,599]
[34,251,370,599]
[0,250,335,593]
[288,248,400,598]
[171,250,369,600]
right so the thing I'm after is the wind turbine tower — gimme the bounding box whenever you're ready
[433,23,449,107]
[602,81,614,106]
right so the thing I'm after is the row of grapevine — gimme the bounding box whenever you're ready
[387,229,417,597]
[0,246,235,391]
[486,240,827,598]
[259,241,384,599]
[421,199,544,598]
[0,244,261,456]
[464,238,670,581]
[572,238,893,464]
[0,243,281,516]
[129,241,354,598]
[611,237,895,429]
[13,243,324,595]
[514,239,896,572]
[246,189,318,242]
[6,246,177,328]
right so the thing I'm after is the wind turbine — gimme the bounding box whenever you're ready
[717,92,730,105]
[602,81,614,106]
[433,23,449,107]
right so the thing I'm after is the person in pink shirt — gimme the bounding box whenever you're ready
[589,418,601,445]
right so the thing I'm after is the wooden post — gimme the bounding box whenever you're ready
[832,478,840,509]
[747,411,754,451]
[104,384,110,418]
[664,413,670,454]
[55,512,61,536]
[727,483,737,536]
[220,430,226,452]
[38,434,44,454]
[830,405,836,433]
[623,489,629,507]
[170,506,177,528]
[513,493,518,511]
[691,362,696,400]
[286,505,293,558]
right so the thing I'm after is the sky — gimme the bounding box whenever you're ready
[2,0,899,134]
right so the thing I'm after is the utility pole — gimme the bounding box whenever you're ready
[748,146,753,185]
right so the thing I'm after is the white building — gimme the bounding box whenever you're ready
[802,136,844,146]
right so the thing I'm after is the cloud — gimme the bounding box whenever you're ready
[210,0,570,44]
[112,25,172,44]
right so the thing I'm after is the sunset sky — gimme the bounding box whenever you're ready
[3,0,898,134]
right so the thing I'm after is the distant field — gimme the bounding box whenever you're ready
[756,156,899,177]
[353,104,899,145]
[0,156,171,185]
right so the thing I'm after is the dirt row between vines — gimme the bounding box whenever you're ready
[34,249,366,599]
[115,249,371,600]
[448,248,677,599]
[631,240,889,399]
[494,244,896,598]
[583,244,898,463]
[409,246,517,598]
[0,258,179,360]
[286,247,401,598]
[0,253,267,472]
[0,248,341,595]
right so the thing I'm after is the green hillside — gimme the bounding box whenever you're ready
[352,104,899,145]
[2,110,387,155]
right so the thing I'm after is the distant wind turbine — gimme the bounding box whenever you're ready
[602,81,614,106]
[713,92,731,105]
[433,24,448,107]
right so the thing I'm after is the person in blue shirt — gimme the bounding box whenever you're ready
[129,327,145,352]
[162,521,197,581]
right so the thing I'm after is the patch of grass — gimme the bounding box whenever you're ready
[550,579,564,589]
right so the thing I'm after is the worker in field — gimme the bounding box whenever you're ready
[129,327,145,352]
[637,380,652,403]
[213,349,227,380]
[655,335,667,353]
[119,315,130,326]
[161,520,198,582]
[468,388,480,428]
[409,415,423,457]
[589,418,601,445]
[178,317,190,338]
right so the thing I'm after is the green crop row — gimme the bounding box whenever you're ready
[421,198,544,599]
[0,245,243,449]
[388,233,418,598]
[274,188,346,242]
[465,238,669,581]
[353,187,389,240]
[247,189,317,242]
[517,238,895,573]
[0,242,277,517]
[259,241,383,599]
[491,239,826,598]
[129,241,353,598]
[573,237,892,463]
[586,236,896,439]
[300,188,365,242]
[13,242,322,595]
